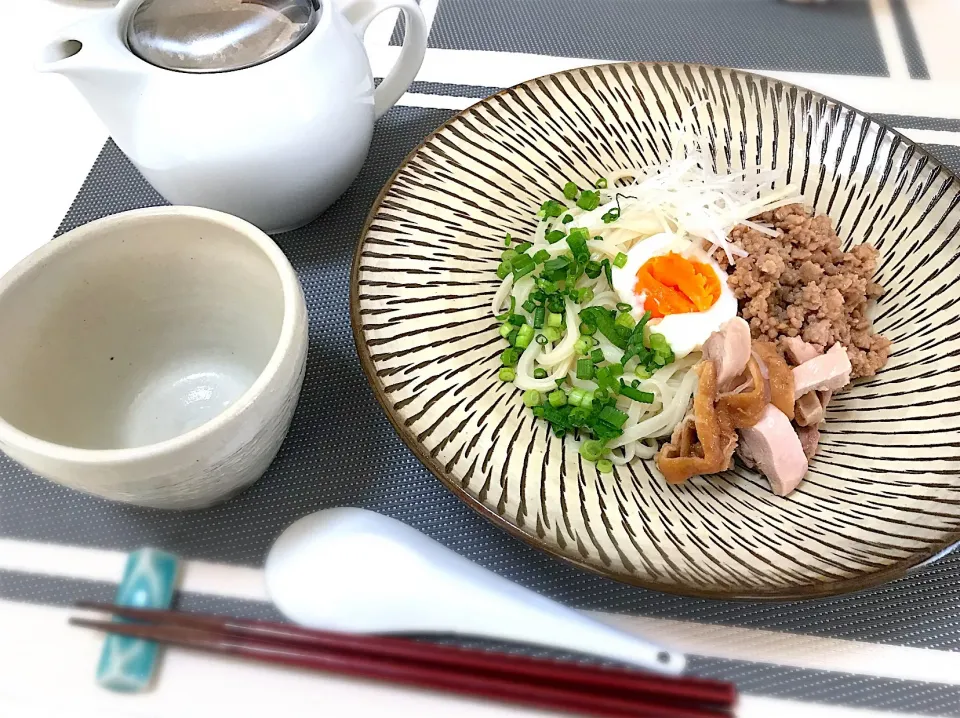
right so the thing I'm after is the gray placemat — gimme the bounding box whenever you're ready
[3,104,960,650]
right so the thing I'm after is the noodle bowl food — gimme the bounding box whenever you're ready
[354,61,960,597]
[491,137,888,497]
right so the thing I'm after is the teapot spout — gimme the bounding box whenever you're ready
[36,7,135,76]
[36,38,86,70]
[36,10,145,152]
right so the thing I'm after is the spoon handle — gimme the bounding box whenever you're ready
[433,569,685,674]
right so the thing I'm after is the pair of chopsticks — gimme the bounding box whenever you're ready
[72,602,736,717]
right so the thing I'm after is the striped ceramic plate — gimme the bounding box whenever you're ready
[351,62,960,599]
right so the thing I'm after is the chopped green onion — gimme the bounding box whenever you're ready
[580,439,606,462]
[649,332,670,352]
[542,255,571,273]
[590,420,620,441]
[507,314,527,327]
[613,252,628,269]
[574,337,593,356]
[534,367,548,379]
[515,324,535,349]
[522,390,542,407]
[579,321,597,336]
[495,296,516,321]
[530,289,546,302]
[590,348,604,363]
[601,208,620,224]
[575,359,595,380]
[545,294,565,314]
[537,278,558,294]
[511,253,536,279]
[579,306,627,349]
[595,178,608,189]
[496,262,512,279]
[615,302,632,312]
[562,182,578,200]
[539,199,565,218]
[576,287,594,303]
[596,459,613,473]
[498,367,516,382]
[547,311,563,328]
[593,388,608,402]
[635,366,652,379]
[545,229,566,244]
[584,261,602,279]
[498,323,513,339]
[548,389,567,407]
[501,249,519,263]
[504,233,512,246]
[602,258,613,285]
[521,299,536,313]
[599,406,628,429]
[507,328,519,346]
[609,363,624,378]
[533,305,545,329]
[576,190,601,211]
[514,241,532,254]
[543,326,562,343]
[561,214,574,224]
[568,388,587,407]
[615,312,635,330]
[513,263,536,279]
[566,228,590,262]
[619,382,654,403]
[595,365,612,391]
[532,249,550,264]
[535,334,548,347]
[500,348,519,366]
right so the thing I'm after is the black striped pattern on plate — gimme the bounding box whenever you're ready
[351,62,960,599]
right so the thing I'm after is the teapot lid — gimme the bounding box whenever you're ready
[127,0,319,73]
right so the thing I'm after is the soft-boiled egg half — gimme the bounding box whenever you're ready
[610,233,737,358]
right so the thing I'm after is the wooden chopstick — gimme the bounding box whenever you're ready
[71,607,735,717]
[70,617,728,718]
[75,601,733,709]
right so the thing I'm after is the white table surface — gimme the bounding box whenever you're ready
[3,2,960,717]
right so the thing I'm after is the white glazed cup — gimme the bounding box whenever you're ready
[0,207,308,509]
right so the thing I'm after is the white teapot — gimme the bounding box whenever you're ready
[37,0,427,233]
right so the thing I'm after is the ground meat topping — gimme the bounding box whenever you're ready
[716,204,890,379]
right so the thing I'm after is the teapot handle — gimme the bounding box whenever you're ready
[341,0,428,120]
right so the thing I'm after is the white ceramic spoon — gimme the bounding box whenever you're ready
[264,507,685,675]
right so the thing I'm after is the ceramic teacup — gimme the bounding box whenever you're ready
[0,207,308,509]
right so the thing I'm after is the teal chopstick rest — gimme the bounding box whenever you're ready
[95,548,180,692]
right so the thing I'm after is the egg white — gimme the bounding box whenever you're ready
[610,233,737,358]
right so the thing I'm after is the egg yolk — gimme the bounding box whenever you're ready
[633,253,722,318]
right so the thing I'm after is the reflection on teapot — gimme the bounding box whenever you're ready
[37,0,428,233]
